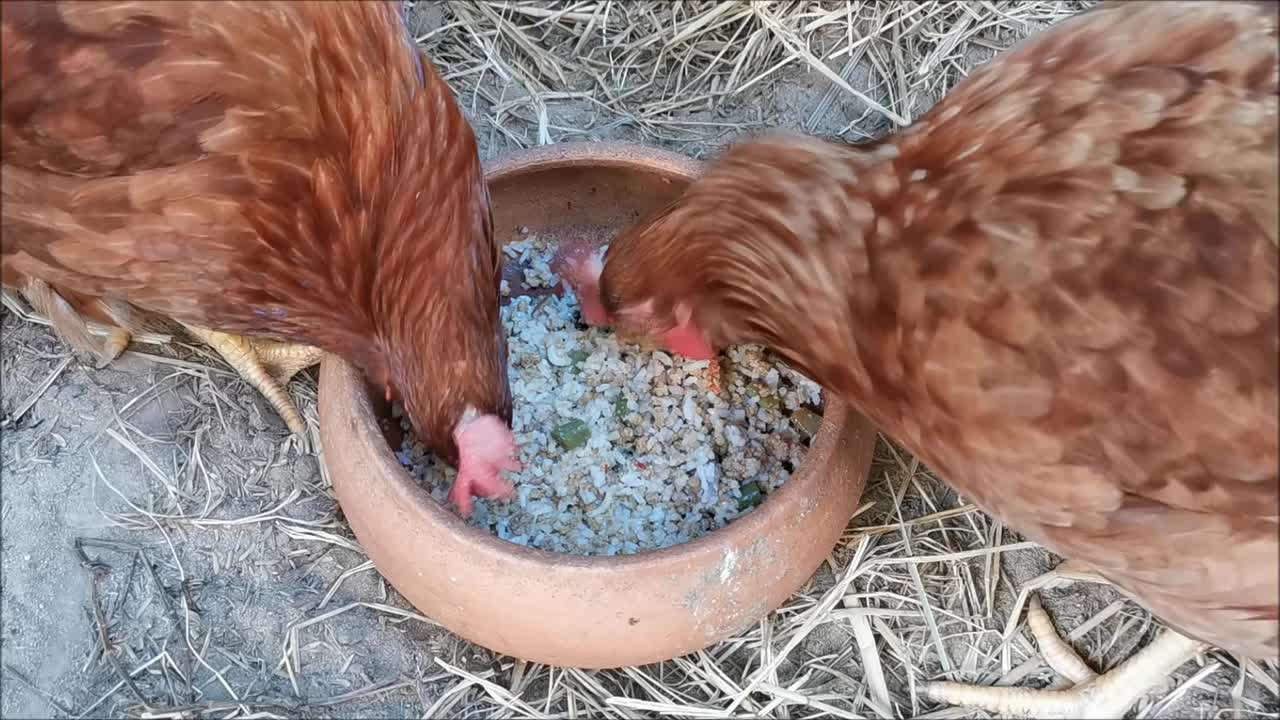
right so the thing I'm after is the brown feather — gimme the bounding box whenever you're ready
[597,0,1279,658]
[1,1,510,462]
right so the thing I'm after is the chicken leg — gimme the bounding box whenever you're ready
[181,324,323,435]
[923,562,1207,719]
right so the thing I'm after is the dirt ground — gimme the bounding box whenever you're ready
[2,2,1277,719]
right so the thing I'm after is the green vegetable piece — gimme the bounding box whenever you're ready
[552,418,591,450]
[568,350,589,363]
[758,393,781,410]
[792,407,823,439]
[737,482,763,510]
[613,396,630,417]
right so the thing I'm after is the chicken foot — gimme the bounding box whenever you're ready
[180,324,323,435]
[97,328,132,368]
[923,562,1207,719]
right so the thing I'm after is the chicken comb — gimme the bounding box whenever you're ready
[550,235,604,295]
[551,234,612,326]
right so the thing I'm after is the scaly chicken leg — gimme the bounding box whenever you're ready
[923,562,1207,719]
[180,324,323,435]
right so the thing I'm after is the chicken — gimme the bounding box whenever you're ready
[2,1,518,517]
[559,1,1278,716]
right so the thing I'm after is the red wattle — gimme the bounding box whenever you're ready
[661,321,716,360]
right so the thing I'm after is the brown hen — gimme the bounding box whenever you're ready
[2,1,518,516]
[562,1,1279,716]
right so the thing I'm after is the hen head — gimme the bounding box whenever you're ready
[557,132,857,376]
[359,50,518,517]
[371,174,517,517]
[377,175,514,466]
[553,232,714,360]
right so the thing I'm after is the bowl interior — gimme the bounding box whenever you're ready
[367,144,836,565]
[487,146,695,241]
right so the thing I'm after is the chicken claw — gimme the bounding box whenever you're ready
[180,324,323,435]
[923,564,1206,719]
[97,328,132,369]
[449,408,521,518]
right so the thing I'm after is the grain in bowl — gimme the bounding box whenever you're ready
[394,235,823,556]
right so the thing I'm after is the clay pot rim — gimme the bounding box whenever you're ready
[484,140,704,185]
[336,140,850,570]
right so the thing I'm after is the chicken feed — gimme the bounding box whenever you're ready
[394,235,823,556]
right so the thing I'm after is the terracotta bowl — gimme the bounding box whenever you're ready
[318,142,877,669]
